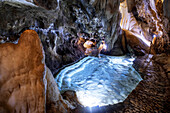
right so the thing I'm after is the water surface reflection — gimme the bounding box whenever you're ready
[55,55,142,107]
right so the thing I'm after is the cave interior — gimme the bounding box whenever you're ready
[0,0,169,113]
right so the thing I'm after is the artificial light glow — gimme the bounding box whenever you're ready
[103,44,107,50]
[76,90,102,107]
[153,35,156,38]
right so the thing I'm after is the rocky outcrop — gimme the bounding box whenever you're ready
[0,2,57,36]
[123,29,151,55]
[92,0,122,54]
[0,30,71,113]
[0,30,46,113]
[134,0,169,54]
[46,67,73,113]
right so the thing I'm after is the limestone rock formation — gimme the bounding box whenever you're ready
[0,1,57,36]
[0,0,169,112]
[46,67,73,113]
[119,0,169,54]
[0,30,71,113]
[92,0,122,54]
[0,30,46,113]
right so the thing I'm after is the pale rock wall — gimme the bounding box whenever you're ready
[135,0,169,53]
[120,0,169,54]
[119,0,141,34]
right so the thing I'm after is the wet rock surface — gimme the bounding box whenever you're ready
[123,54,169,112]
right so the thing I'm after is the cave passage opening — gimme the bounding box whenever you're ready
[55,54,142,107]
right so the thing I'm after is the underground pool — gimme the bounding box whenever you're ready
[55,55,142,107]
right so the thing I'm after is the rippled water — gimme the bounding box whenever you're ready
[55,55,142,107]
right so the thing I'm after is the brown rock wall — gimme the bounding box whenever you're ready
[0,30,71,113]
[0,30,46,113]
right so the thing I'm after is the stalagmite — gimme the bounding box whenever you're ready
[0,30,71,113]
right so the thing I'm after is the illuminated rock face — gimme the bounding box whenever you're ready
[119,0,152,55]
[0,30,46,113]
[119,0,169,54]
[123,29,150,55]
[119,0,151,45]
[119,0,141,35]
[133,0,169,53]
[55,55,142,107]
[0,30,70,113]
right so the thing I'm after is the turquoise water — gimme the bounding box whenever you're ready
[55,55,142,107]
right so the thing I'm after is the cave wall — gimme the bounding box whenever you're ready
[163,0,170,39]
[91,0,123,55]
[0,0,169,113]
[118,0,169,54]
[126,0,169,53]
[0,0,125,73]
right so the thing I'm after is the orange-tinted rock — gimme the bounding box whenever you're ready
[83,40,94,49]
[0,30,72,113]
[0,30,46,113]
[119,0,152,44]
